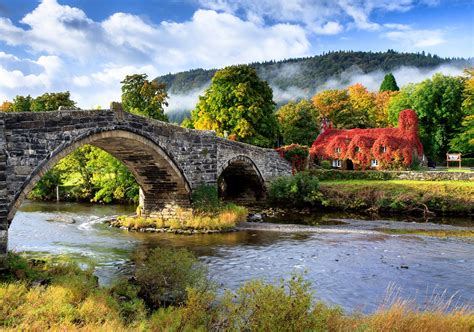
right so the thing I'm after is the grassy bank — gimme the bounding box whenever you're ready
[319,180,473,215]
[110,204,248,233]
[1,252,472,331]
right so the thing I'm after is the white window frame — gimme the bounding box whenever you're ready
[371,159,379,167]
[332,159,342,168]
[380,146,387,153]
[335,147,341,154]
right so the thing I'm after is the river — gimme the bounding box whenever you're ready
[8,200,474,313]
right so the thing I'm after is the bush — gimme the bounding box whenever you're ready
[320,160,332,169]
[310,169,395,181]
[461,157,474,167]
[276,144,309,173]
[269,171,323,207]
[191,184,219,212]
[133,247,209,309]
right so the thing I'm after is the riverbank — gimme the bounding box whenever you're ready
[1,252,472,331]
[318,180,473,216]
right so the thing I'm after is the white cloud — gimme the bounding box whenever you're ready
[0,0,311,108]
[198,0,420,33]
[383,28,446,47]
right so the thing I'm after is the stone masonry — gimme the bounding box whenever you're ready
[0,108,291,264]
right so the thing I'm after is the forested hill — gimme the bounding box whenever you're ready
[156,50,471,95]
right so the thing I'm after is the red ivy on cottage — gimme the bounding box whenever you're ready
[310,109,424,170]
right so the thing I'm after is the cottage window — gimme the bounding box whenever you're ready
[371,159,379,167]
[335,147,341,153]
[332,159,342,168]
[355,146,360,153]
[380,146,387,153]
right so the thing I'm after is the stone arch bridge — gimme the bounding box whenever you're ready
[0,107,291,260]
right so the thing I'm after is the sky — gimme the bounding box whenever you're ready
[0,0,473,109]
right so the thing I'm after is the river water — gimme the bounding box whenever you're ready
[8,200,474,313]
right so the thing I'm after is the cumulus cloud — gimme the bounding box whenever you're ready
[0,0,311,108]
[383,28,446,47]
[198,0,420,33]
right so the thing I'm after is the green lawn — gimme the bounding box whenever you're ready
[318,179,473,214]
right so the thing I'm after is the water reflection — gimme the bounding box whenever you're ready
[8,200,474,313]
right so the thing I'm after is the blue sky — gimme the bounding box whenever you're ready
[0,0,472,108]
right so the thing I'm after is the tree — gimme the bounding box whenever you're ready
[347,83,375,128]
[380,73,399,92]
[373,90,398,127]
[10,95,33,112]
[449,115,474,155]
[190,65,279,147]
[311,89,351,128]
[311,86,373,129]
[276,100,319,146]
[0,101,12,112]
[449,69,474,155]
[30,92,76,112]
[121,74,169,121]
[388,74,465,160]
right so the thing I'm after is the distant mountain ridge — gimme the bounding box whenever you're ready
[157,50,471,94]
[156,50,472,123]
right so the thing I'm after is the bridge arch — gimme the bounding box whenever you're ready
[8,129,192,223]
[217,155,266,204]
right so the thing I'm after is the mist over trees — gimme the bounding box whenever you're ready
[157,50,470,96]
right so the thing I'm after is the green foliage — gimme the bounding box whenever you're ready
[277,100,319,146]
[191,184,219,212]
[8,92,75,113]
[30,92,76,112]
[220,273,328,331]
[133,247,209,309]
[388,74,466,161]
[121,74,169,121]
[9,95,33,112]
[30,145,139,204]
[310,169,395,181]
[380,73,400,92]
[320,160,332,169]
[269,171,322,206]
[191,64,279,147]
[28,168,62,200]
[460,158,474,167]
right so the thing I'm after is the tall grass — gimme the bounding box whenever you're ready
[113,204,248,231]
[1,253,473,331]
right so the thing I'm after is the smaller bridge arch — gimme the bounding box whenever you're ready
[218,155,266,204]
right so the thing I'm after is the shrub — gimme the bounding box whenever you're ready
[269,171,323,207]
[191,184,219,212]
[320,160,332,169]
[133,247,209,309]
[276,144,310,174]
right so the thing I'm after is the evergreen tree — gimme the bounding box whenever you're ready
[380,73,399,92]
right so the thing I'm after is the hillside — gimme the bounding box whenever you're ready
[157,50,472,122]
